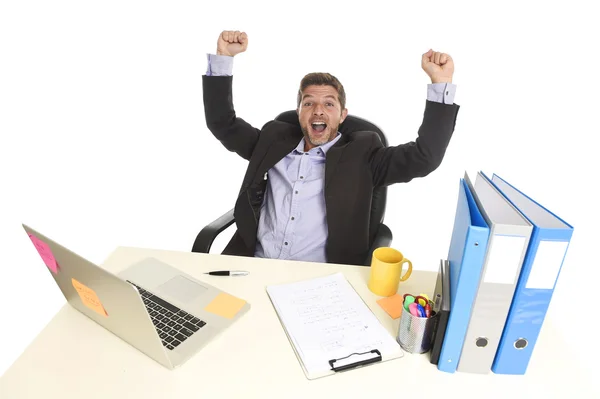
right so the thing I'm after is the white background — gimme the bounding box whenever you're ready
[1,0,598,385]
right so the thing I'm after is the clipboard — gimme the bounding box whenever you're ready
[329,350,382,371]
[266,272,404,380]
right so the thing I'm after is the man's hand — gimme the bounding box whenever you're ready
[421,49,454,84]
[217,30,248,57]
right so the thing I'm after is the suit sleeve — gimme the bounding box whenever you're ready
[368,100,460,187]
[202,75,262,161]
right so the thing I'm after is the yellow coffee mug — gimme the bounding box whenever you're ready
[368,247,413,297]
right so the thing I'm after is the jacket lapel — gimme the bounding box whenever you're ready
[253,126,348,187]
[325,139,347,189]
[256,130,302,179]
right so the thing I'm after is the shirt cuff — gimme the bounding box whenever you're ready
[206,53,234,76]
[427,82,457,104]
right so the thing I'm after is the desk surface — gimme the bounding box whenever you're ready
[0,247,595,398]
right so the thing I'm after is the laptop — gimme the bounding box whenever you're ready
[429,259,451,365]
[22,223,251,369]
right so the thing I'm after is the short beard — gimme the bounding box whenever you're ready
[301,122,339,147]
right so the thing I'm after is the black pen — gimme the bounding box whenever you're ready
[204,270,249,276]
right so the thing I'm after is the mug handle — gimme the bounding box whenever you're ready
[399,258,413,281]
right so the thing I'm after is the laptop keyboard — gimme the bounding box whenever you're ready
[127,281,207,351]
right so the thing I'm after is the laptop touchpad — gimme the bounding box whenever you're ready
[157,275,207,303]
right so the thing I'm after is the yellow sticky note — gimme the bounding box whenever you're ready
[204,292,246,319]
[377,293,404,319]
[71,278,108,317]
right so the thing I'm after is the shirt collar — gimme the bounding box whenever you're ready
[293,132,342,156]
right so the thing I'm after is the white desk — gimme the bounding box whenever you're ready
[0,247,594,398]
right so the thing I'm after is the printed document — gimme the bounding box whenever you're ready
[266,272,403,378]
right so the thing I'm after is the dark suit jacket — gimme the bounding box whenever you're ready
[202,75,460,266]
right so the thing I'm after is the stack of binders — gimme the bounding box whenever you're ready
[434,171,573,375]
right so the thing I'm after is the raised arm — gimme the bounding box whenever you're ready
[202,30,261,161]
[369,49,460,187]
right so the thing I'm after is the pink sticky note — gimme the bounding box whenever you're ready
[28,233,59,274]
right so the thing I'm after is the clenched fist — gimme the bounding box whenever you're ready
[421,49,454,84]
[217,30,248,57]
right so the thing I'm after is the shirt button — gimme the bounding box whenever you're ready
[284,242,288,245]
[304,153,309,156]
[291,217,295,220]
[446,91,449,95]
[295,191,298,194]
[300,176,304,179]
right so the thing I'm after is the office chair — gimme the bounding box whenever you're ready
[191,110,393,266]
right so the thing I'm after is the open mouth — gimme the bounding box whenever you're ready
[311,122,327,134]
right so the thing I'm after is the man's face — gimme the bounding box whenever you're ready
[297,85,348,151]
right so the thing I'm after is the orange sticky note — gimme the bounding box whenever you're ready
[377,293,404,319]
[71,278,108,317]
[204,292,246,319]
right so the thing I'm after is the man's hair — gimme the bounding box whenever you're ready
[297,72,346,111]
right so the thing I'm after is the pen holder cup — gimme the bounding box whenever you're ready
[396,301,439,354]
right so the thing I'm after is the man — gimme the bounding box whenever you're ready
[202,30,459,266]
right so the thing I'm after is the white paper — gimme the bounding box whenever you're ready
[526,241,569,289]
[483,235,527,284]
[266,273,401,377]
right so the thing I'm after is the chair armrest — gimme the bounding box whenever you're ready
[363,223,393,266]
[191,209,235,253]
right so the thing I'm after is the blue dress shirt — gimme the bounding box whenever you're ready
[206,54,457,263]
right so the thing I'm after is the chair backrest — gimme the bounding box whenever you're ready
[274,110,388,245]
